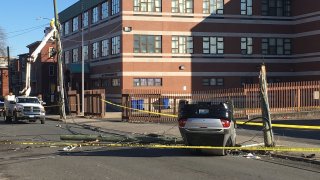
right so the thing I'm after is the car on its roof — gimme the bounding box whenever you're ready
[178,101,236,156]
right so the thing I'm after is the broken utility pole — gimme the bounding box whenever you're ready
[53,0,66,120]
[259,64,275,147]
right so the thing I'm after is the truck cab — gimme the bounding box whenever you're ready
[4,96,46,124]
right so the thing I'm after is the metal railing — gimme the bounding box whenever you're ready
[122,81,320,123]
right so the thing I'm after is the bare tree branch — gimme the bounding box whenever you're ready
[0,27,7,57]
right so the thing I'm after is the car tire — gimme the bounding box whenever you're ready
[41,118,45,124]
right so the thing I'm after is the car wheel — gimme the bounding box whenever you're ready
[41,118,45,124]
[212,138,233,156]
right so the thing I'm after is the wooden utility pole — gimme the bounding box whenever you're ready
[259,64,274,147]
[7,46,10,92]
[53,0,66,120]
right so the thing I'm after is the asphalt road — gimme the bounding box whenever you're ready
[0,119,319,180]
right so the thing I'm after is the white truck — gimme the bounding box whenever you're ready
[4,96,46,124]
[3,19,57,124]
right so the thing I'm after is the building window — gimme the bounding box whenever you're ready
[172,36,193,54]
[134,0,162,12]
[134,35,162,53]
[203,37,224,54]
[48,47,55,58]
[49,65,55,76]
[64,51,70,64]
[72,48,79,62]
[82,45,88,60]
[262,38,291,55]
[241,0,252,15]
[112,0,120,15]
[202,78,224,86]
[83,11,89,27]
[262,0,291,16]
[64,21,70,35]
[92,42,100,59]
[101,39,109,57]
[133,78,162,86]
[203,0,224,14]
[111,36,120,55]
[101,1,109,19]
[72,16,78,32]
[172,0,193,13]
[112,78,120,86]
[92,6,99,24]
[241,37,253,55]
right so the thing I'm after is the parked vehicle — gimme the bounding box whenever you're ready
[4,96,46,124]
[0,96,4,116]
[178,101,236,156]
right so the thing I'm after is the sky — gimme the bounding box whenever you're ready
[0,0,78,57]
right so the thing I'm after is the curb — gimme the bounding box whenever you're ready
[270,153,320,165]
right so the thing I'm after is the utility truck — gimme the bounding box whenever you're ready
[3,20,57,124]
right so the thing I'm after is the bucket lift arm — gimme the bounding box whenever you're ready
[20,20,56,97]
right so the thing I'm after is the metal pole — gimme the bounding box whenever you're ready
[81,0,85,116]
[53,0,66,120]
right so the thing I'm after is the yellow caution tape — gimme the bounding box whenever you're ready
[237,121,320,130]
[102,99,178,118]
[102,99,320,130]
[1,140,320,152]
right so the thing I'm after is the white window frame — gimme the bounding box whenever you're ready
[241,0,252,15]
[241,37,253,55]
[172,0,193,13]
[134,0,162,12]
[92,42,100,59]
[111,36,120,55]
[112,78,121,87]
[92,6,99,24]
[82,45,88,61]
[72,16,79,32]
[112,0,120,15]
[172,36,193,54]
[203,37,224,54]
[72,48,79,63]
[101,39,110,57]
[64,21,70,35]
[203,0,224,14]
[102,1,109,19]
[83,11,89,27]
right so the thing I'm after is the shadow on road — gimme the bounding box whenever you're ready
[58,148,221,158]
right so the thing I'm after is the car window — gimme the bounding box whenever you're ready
[180,103,230,119]
[17,98,40,104]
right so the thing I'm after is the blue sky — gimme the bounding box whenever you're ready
[0,0,78,57]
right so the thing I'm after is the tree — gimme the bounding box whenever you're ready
[0,27,7,57]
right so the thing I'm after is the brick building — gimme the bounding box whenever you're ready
[59,0,320,102]
[0,57,9,97]
[11,38,59,105]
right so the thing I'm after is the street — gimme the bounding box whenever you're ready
[0,119,319,180]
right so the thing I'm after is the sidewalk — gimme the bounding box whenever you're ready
[46,113,320,164]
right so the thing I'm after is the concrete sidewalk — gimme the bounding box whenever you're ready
[46,113,320,164]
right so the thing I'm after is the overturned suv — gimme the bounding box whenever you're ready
[178,101,236,156]
[4,96,46,124]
